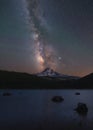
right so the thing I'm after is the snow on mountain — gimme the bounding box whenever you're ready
[36,68,79,80]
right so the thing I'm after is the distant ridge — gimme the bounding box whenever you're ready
[76,73,93,88]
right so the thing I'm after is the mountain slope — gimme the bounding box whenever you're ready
[76,73,93,88]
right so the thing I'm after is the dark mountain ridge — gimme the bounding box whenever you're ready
[0,69,93,89]
[76,73,93,89]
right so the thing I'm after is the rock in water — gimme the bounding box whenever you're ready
[3,92,12,96]
[74,103,88,116]
[75,92,80,95]
[52,96,64,103]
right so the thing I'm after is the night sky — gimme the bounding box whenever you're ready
[0,0,93,76]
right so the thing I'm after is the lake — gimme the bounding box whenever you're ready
[0,89,93,130]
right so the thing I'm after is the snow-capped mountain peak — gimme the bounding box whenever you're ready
[36,68,79,80]
[37,68,58,76]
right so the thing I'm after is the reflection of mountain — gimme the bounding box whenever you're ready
[0,69,93,89]
[36,68,79,80]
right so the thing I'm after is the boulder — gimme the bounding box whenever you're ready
[52,96,64,103]
[74,103,88,116]
[75,92,80,95]
[3,92,12,96]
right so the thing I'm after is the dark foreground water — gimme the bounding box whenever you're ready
[0,89,93,130]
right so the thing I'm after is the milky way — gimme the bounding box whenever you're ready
[26,0,59,71]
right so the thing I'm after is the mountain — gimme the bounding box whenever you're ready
[1,69,93,89]
[0,69,75,89]
[36,68,79,80]
[36,68,61,77]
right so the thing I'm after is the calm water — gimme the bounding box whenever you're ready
[0,89,93,130]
